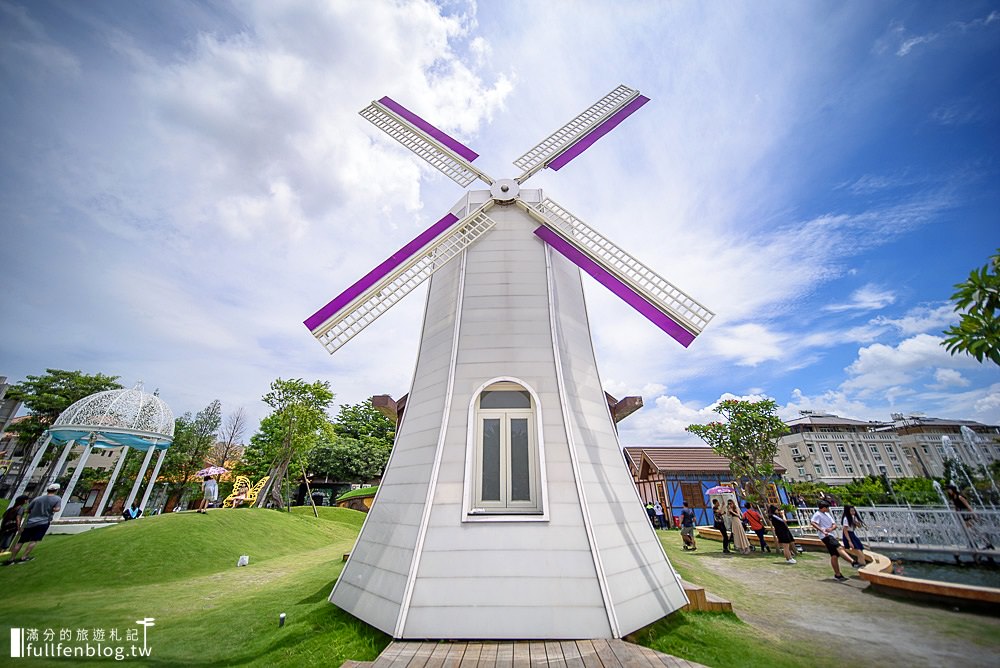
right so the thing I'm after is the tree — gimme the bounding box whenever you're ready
[125,400,223,506]
[6,369,122,449]
[838,475,892,506]
[891,477,941,506]
[943,248,1000,366]
[237,413,285,481]
[686,398,789,505]
[255,379,334,509]
[210,406,247,468]
[333,400,396,443]
[307,424,392,483]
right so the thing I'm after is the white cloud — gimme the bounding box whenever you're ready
[871,304,956,336]
[620,391,773,445]
[882,10,1000,57]
[973,384,1000,416]
[928,368,970,389]
[842,334,958,395]
[706,323,787,367]
[823,284,896,313]
[0,2,81,79]
[780,388,887,422]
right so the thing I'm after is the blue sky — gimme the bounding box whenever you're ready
[1,1,998,445]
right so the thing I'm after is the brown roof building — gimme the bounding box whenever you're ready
[624,446,787,527]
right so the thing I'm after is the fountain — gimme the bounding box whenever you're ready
[962,426,999,507]
[941,436,985,506]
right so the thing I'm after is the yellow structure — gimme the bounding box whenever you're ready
[223,476,269,508]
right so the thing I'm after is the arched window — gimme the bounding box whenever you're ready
[468,380,543,515]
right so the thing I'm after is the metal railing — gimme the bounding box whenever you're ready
[788,506,999,555]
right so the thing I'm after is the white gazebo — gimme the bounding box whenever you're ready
[11,384,174,521]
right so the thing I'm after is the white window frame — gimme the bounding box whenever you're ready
[462,377,548,522]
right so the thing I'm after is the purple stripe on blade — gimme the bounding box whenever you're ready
[305,213,460,331]
[534,225,696,348]
[548,95,650,171]
[379,97,479,162]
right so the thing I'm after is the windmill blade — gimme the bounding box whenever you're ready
[361,97,494,188]
[522,198,714,348]
[514,85,650,183]
[305,202,497,354]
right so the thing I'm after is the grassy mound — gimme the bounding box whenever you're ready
[334,486,377,502]
[0,506,386,667]
[2,507,365,594]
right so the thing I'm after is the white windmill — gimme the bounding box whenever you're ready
[307,85,714,640]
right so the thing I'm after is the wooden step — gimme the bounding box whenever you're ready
[704,591,734,613]
[681,579,732,613]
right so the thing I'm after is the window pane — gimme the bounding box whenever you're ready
[509,418,530,501]
[481,418,501,501]
[480,390,530,409]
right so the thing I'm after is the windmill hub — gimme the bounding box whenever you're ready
[490,178,519,203]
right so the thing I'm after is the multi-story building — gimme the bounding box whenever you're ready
[777,410,1000,484]
[891,413,1000,478]
[776,411,913,485]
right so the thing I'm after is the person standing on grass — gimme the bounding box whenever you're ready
[680,501,697,551]
[199,475,219,514]
[712,498,731,553]
[0,494,30,552]
[3,484,62,565]
[811,500,861,581]
[768,504,796,564]
[743,502,770,552]
[841,505,866,565]
[653,500,666,530]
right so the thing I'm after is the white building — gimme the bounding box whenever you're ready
[891,414,1000,478]
[777,411,1000,484]
[777,411,912,485]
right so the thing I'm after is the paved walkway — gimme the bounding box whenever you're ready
[345,639,706,667]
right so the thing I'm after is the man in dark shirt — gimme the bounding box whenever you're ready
[3,483,62,565]
[680,501,697,550]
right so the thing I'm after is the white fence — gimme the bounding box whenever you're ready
[787,506,998,555]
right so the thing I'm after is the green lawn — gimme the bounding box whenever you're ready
[630,533,832,668]
[0,507,390,667]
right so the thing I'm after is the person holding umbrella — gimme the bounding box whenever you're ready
[196,466,227,513]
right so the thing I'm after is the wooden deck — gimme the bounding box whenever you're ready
[342,639,707,667]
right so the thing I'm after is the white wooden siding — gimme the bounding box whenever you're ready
[332,193,686,640]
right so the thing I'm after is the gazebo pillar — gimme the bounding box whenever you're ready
[12,433,52,500]
[94,446,130,517]
[53,442,93,521]
[43,439,77,490]
[138,448,168,512]
[125,445,157,510]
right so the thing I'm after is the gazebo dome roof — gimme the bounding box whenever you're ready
[50,385,174,449]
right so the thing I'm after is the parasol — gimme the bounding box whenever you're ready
[196,466,228,478]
